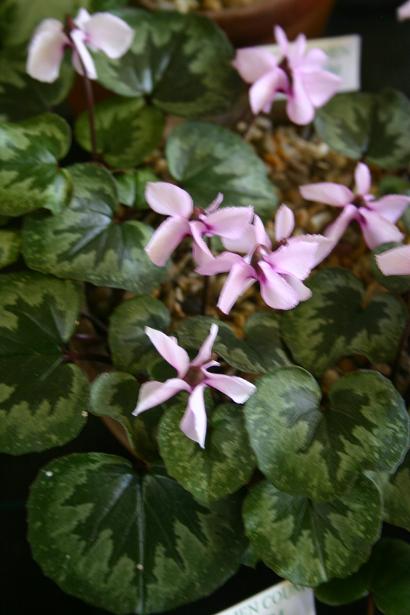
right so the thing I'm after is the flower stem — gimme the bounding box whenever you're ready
[367,595,375,615]
[80,70,98,161]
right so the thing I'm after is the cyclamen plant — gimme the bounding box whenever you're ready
[1,3,410,615]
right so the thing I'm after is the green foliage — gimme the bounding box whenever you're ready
[0,229,21,268]
[22,164,165,292]
[382,449,410,532]
[0,272,88,454]
[114,168,157,208]
[282,268,407,375]
[27,453,246,614]
[159,400,256,505]
[166,121,278,217]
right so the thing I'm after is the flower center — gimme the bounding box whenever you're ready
[184,365,205,388]
[278,56,293,88]
[352,194,368,209]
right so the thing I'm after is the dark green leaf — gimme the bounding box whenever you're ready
[75,97,164,167]
[245,367,409,500]
[0,229,20,268]
[159,400,256,505]
[382,450,410,532]
[371,243,410,293]
[281,268,407,375]
[166,121,278,217]
[22,163,165,292]
[28,453,246,614]
[115,168,158,208]
[243,475,382,587]
[94,9,243,118]
[0,272,88,454]
[372,539,410,615]
[315,560,372,606]
[108,296,170,374]
[0,113,71,216]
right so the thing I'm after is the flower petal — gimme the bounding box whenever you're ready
[300,182,354,207]
[73,8,91,29]
[300,68,341,108]
[303,48,327,68]
[258,261,299,310]
[197,251,243,275]
[71,29,97,79]
[145,327,190,377]
[254,215,271,248]
[222,225,257,254]
[206,206,254,239]
[84,12,134,59]
[275,204,295,241]
[192,324,219,367]
[217,261,256,314]
[286,73,315,125]
[180,385,208,448]
[398,0,410,21]
[233,48,278,83]
[206,192,224,214]
[324,204,357,243]
[145,216,190,266]
[133,378,189,415]
[249,70,283,114]
[270,239,319,279]
[368,195,410,223]
[145,182,193,217]
[274,25,289,55]
[358,209,404,249]
[376,245,410,276]
[282,275,312,302]
[354,163,372,196]
[26,19,68,83]
[206,373,256,404]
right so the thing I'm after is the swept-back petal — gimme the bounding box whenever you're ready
[192,324,219,367]
[206,373,256,403]
[376,245,410,276]
[257,261,299,309]
[71,29,97,79]
[398,0,410,21]
[145,216,190,266]
[275,204,295,241]
[368,195,410,223]
[274,25,289,55]
[358,209,404,249]
[354,162,372,196]
[249,70,282,114]
[26,19,68,83]
[217,261,256,314]
[300,182,353,207]
[206,206,254,239]
[222,225,257,254]
[145,327,190,377]
[197,251,243,275]
[282,275,312,302]
[301,69,341,107]
[254,215,271,248]
[303,48,327,68]
[233,47,278,83]
[85,13,134,58]
[324,204,357,243]
[133,378,189,415]
[270,240,319,279]
[180,384,208,448]
[145,182,193,217]
[286,74,315,125]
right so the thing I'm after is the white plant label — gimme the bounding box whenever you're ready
[214,580,316,615]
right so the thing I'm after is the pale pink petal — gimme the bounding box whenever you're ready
[303,48,327,68]
[180,385,208,448]
[145,327,190,377]
[258,261,299,310]
[286,74,315,125]
[282,275,312,302]
[233,48,278,83]
[300,182,354,207]
[324,204,357,243]
[71,29,97,79]
[206,206,254,239]
[249,70,283,114]
[205,373,256,403]
[145,216,190,266]
[192,324,219,367]
[300,69,341,108]
[274,25,289,55]
[275,204,295,241]
[217,262,256,314]
[145,182,193,218]
[288,33,307,64]
[84,13,134,58]
[398,0,410,21]
[368,195,410,223]
[197,251,243,276]
[254,215,271,248]
[358,209,404,249]
[26,19,68,83]
[189,220,213,263]
[354,163,372,196]
[133,378,189,415]
[270,240,319,279]
[376,245,410,276]
[222,225,257,254]
[206,192,224,214]
[73,8,91,29]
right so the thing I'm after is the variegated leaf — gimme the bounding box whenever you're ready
[0,113,71,216]
[245,367,409,500]
[108,296,170,375]
[22,164,164,292]
[281,268,407,376]
[0,229,20,268]
[115,168,157,208]
[382,450,410,532]
[315,89,410,169]
[243,475,382,587]
[75,97,164,167]
[159,401,256,505]
[0,272,88,454]
[94,9,243,118]
[28,453,246,614]
[166,121,278,217]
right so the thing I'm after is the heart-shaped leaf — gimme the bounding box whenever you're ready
[371,539,410,615]
[382,450,410,532]
[176,313,290,374]
[245,367,409,500]
[315,89,410,169]
[166,121,278,217]
[159,400,256,505]
[315,561,372,606]
[28,453,246,614]
[90,371,160,461]
[115,168,157,208]
[371,243,410,293]
[108,296,170,375]
[281,268,407,376]
[22,163,164,292]
[0,113,71,216]
[75,97,164,168]
[0,272,88,454]
[94,9,243,118]
[0,229,20,268]
[243,475,382,587]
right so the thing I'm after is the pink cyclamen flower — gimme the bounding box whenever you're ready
[144,182,254,267]
[133,324,256,447]
[398,1,410,20]
[376,245,410,276]
[300,162,410,254]
[233,25,341,125]
[26,8,134,83]
[198,205,328,314]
